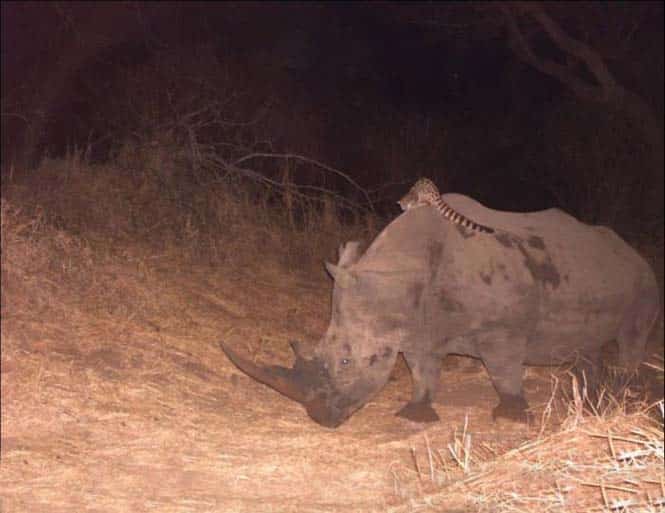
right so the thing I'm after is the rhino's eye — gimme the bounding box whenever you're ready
[340,358,351,366]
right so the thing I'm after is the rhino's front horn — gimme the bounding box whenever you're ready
[220,341,349,428]
[219,340,309,404]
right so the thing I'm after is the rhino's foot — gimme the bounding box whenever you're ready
[492,395,532,424]
[396,399,440,423]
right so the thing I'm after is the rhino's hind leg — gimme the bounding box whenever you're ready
[571,349,604,400]
[616,287,660,374]
[396,352,442,422]
[592,287,661,400]
[478,338,531,423]
[491,394,530,423]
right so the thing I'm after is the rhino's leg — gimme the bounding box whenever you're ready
[616,288,660,374]
[578,289,661,401]
[477,336,531,423]
[396,352,442,423]
[571,349,603,399]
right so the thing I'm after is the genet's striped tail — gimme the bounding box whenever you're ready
[434,197,494,234]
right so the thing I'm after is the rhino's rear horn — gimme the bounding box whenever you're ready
[219,340,309,404]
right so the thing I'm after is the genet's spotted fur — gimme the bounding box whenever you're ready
[398,178,494,234]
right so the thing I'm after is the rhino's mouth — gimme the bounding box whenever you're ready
[219,340,350,428]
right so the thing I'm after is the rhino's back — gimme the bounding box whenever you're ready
[363,195,651,284]
[443,193,652,277]
[443,193,578,237]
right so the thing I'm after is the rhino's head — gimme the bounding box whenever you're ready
[220,242,411,428]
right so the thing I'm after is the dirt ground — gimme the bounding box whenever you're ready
[1,198,663,513]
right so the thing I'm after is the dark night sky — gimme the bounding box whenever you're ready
[1,2,555,123]
[2,2,663,219]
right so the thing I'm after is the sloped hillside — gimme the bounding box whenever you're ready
[1,162,662,513]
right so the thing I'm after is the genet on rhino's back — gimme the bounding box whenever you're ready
[398,177,495,234]
[221,190,660,428]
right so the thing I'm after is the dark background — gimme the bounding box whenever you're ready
[2,2,663,234]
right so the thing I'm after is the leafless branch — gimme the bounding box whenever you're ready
[1,112,31,124]
[502,2,620,103]
[206,156,369,214]
[233,153,374,212]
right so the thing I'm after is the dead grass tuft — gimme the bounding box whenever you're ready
[389,371,664,513]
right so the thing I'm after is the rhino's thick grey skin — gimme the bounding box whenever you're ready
[221,195,660,428]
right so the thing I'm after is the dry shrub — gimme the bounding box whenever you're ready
[3,155,378,275]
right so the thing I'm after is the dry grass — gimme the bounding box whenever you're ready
[1,159,663,513]
[3,154,379,275]
[388,387,664,512]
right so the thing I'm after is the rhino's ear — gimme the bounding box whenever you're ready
[325,262,358,288]
[337,241,362,268]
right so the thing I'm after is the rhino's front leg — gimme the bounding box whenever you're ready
[396,352,442,422]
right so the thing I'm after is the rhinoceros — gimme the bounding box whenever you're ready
[220,194,660,428]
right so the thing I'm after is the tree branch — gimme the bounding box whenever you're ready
[233,153,374,211]
[502,3,620,103]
